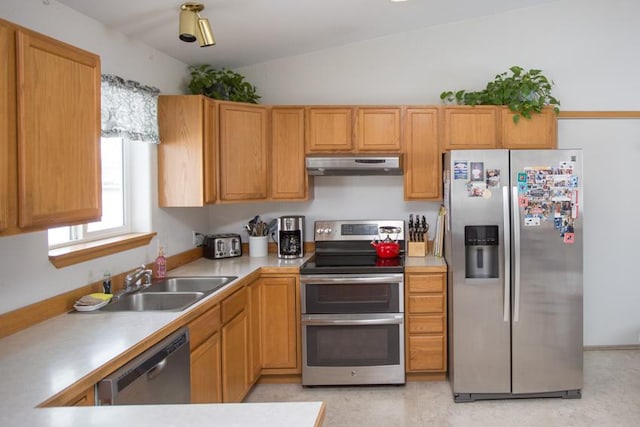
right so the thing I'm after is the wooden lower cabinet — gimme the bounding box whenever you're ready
[190,332,222,403]
[248,280,262,383]
[189,304,222,403]
[259,276,300,374]
[221,287,250,402]
[405,271,447,377]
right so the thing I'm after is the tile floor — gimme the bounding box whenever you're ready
[245,349,640,426]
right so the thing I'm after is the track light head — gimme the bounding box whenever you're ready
[179,3,215,47]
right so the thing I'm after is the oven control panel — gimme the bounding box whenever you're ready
[314,220,404,242]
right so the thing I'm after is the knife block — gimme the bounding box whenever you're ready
[407,241,426,257]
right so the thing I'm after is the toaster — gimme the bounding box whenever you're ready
[203,233,242,259]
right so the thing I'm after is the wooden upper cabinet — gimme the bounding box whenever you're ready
[305,107,354,152]
[271,107,308,200]
[13,25,101,230]
[219,103,269,202]
[500,107,557,149]
[0,22,14,233]
[158,95,218,207]
[441,106,498,150]
[404,108,440,200]
[356,107,402,152]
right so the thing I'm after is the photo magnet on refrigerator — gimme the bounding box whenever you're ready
[524,217,541,227]
[454,161,468,180]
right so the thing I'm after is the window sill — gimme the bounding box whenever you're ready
[48,232,157,268]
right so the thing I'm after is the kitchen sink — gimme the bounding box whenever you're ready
[100,276,237,312]
[141,276,237,294]
[101,292,205,312]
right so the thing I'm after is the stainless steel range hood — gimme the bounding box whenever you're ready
[306,154,403,176]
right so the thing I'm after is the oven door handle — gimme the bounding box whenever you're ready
[301,317,403,326]
[300,275,403,285]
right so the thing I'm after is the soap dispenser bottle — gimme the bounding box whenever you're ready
[155,246,167,279]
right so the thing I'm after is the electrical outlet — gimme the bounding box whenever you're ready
[192,230,199,246]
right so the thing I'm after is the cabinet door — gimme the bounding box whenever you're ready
[271,108,308,200]
[0,22,14,233]
[441,106,498,150]
[221,309,249,402]
[500,107,557,149]
[248,280,262,383]
[404,108,440,200]
[158,95,207,207]
[407,335,445,371]
[219,103,268,201]
[191,333,222,403]
[203,98,219,203]
[260,277,299,371]
[305,107,353,152]
[16,29,101,228]
[356,107,401,152]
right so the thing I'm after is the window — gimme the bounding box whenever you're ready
[48,137,130,247]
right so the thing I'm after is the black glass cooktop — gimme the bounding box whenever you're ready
[300,254,404,275]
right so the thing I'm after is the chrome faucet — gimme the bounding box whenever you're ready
[124,264,153,293]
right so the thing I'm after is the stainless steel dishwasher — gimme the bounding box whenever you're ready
[97,327,190,405]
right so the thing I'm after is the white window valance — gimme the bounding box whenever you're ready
[101,74,160,143]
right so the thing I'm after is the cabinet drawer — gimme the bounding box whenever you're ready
[190,305,221,350]
[407,274,444,293]
[408,314,444,334]
[222,287,247,324]
[408,294,444,314]
[407,335,445,371]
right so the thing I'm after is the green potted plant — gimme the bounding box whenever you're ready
[440,66,560,123]
[188,65,261,103]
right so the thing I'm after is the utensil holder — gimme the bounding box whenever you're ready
[249,236,268,257]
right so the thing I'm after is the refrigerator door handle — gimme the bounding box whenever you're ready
[512,186,521,322]
[502,186,511,323]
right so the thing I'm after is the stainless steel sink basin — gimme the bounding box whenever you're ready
[100,276,237,312]
[101,292,205,312]
[142,276,237,294]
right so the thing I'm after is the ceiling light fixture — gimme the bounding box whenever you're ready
[179,2,215,47]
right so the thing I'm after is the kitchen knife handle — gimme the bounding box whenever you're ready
[502,186,511,323]
[512,186,521,323]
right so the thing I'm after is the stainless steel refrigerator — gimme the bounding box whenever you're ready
[444,149,583,402]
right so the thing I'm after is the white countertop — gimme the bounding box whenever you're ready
[0,254,323,427]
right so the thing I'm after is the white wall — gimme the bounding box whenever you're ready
[0,0,209,313]
[223,0,640,346]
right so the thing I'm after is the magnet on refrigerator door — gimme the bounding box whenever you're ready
[470,162,484,181]
[524,217,541,227]
[486,169,500,187]
[454,161,469,180]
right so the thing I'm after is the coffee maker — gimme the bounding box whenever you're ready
[277,215,304,259]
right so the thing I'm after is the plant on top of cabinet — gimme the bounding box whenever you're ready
[188,65,261,104]
[440,66,560,123]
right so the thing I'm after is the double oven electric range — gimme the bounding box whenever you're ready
[299,220,406,386]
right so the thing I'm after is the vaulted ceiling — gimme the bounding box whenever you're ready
[56,0,558,68]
